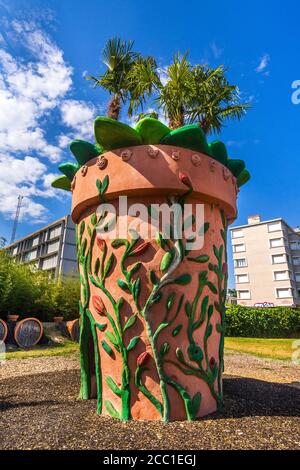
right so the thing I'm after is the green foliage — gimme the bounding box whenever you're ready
[58,162,80,180]
[225,304,300,338]
[135,117,170,144]
[0,251,80,321]
[129,53,250,133]
[86,37,140,120]
[160,124,210,154]
[51,175,71,192]
[70,140,102,165]
[208,141,228,165]
[237,169,251,187]
[226,159,246,177]
[94,116,142,150]
[52,114,250,190]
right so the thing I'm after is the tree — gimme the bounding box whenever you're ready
[86,37,140,120]
[128,52,249,132]
[0,250,80,321]
[187,64,249,134]
[228,288,237,297]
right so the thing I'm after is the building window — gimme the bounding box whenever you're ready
[238,290,251,300]
[234,258,247,268]
[23,249,37,262]
[292,257,300,266]
[232,229,244,239]
[269,238,283,248]
[32,236,39,247]
[274,270,289,281]
[290,241,300,250]
[47,240,60,254]
[276,288,292,299]
[268,222,282,232]
[236,273,249,283]
[272,254,286,264]
[49,225,62,239]
[42,255,58,270]
[295,273,300,282]
[12,246,18,255]
[233,243,246,253]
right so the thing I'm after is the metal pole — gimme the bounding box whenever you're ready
[10,195,23,244]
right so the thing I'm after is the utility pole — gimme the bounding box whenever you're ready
[10,195,23,244]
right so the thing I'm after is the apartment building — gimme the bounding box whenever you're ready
[6,215,77,278]
[230,215,300,307]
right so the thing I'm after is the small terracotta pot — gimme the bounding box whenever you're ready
[71,145,237,421]
[7,314,19,322]
[66,319,80,342]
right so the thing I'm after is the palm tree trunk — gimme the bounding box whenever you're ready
[168,108,185,129]
[108,94,121,120]
[200,118,209,135]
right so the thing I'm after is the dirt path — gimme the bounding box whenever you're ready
[1,352,299,450]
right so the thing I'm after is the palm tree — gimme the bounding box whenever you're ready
[128,52,193,129]
[187,65,249,134]
[128,52,249,132]
[86,37,140,120]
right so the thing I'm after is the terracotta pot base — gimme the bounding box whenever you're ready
[72,145,236,421]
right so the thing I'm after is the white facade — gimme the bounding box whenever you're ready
[230,216,300,307]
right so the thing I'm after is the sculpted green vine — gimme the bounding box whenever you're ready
[77,171,228,421]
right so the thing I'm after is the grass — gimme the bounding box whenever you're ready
[3,337,297,362]
[225,337,297,361]
[4,341,79,360]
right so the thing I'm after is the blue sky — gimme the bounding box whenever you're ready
[0,0,299,287]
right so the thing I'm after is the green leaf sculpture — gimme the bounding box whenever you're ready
[208,141,228,165]
[237,169,251,187]
[51,116,250,191]
[135,117,170,144]
[51,175,71,192]
[94,116,142,151]
[227,159,246,177]
[160,124,210,155]
[58,162,80,180]
[70,140,102,166]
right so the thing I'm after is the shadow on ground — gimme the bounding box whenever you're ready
[0,369,299,450]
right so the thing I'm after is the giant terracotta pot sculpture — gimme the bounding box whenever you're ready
[52,117,250,421]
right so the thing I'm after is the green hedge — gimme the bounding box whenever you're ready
[225,304,300,338]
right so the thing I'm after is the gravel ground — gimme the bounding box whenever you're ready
[1,352,299,450]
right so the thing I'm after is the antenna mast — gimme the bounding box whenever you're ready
[10,195,23,244]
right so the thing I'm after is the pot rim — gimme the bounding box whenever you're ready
[71,144,238,224]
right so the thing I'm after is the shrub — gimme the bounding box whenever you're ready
[225,304,300,338]
[0,250,80,321]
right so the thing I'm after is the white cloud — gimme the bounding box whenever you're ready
[0,154,66,222]
[255,54,270,73]
[57,134,71,149]
[210,42,223,59]
[59,99,96,146]
[0,20,77,223]
[227,139,261,148]
[226,140,247,148]
[0,20,73,162]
